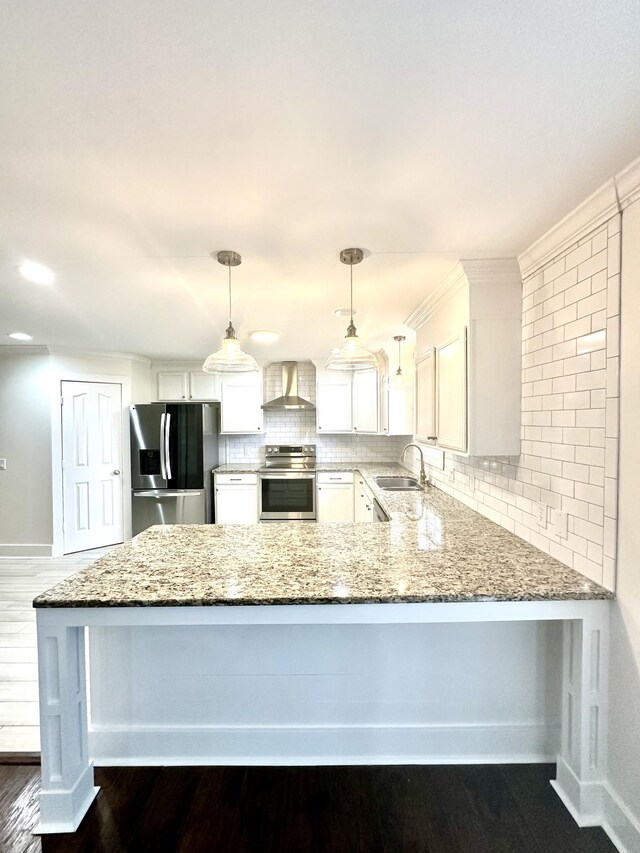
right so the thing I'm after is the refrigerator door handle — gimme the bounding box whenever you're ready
[165,412,172,480]
[159,412,167,480]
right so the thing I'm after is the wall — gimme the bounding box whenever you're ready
[406,222,621,589]
[605,197,640,849]
[224,361,409,465]
[0,348,54,554]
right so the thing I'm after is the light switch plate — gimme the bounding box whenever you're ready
[554,511,568,539]
[0,459,6,470]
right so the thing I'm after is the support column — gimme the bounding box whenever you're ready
[36,612,99,833]
[552,602,610,826]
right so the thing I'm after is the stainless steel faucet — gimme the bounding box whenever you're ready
[402,443,428,488]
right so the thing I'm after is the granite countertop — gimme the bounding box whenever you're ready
[34,464,612,608]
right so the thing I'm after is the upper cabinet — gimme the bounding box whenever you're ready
[407,259,521,457]
[314,365,378,434]
[220,374,264,434]
[379,349,415,437]
[155,366,220,402]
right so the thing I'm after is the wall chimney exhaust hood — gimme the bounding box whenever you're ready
[262,362,315,411]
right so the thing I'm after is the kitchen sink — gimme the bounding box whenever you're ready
[375,476,422,491]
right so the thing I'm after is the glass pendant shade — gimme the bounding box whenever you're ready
[325,329,378,372]
[202,250,258,374]
[203,325,259,374]
[325,248,376,372]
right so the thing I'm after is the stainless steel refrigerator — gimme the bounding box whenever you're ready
[130,403,220,536]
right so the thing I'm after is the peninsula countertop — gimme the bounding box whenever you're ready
[34,465,612,608]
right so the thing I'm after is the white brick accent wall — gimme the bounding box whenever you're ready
[406,216,622,589]
[224,361,408,465]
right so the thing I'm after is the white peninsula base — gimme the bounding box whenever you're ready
[36,598,609,834]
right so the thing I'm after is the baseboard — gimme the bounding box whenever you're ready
[602,782,640,853]
[0,544,53,557]
[551,755,604,827]
[90,721,558,766]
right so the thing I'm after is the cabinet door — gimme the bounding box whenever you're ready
[316,379,353,433]
[415,349,436,443]
[352,369,378,433]
[215,484,258,523]
[316,483,355,522]
[388,383,414,436]
[157,372,187,401]
[189,372,220,401]
[220,377,263,434]
[436,329,467,453]
[355,478,374,522]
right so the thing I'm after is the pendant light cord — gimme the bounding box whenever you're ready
[228,264,232,324]
[350,264,353,324]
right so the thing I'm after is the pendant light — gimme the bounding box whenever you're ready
[202,250,258,374]
[392,335,406,387]
[325,248,377,371]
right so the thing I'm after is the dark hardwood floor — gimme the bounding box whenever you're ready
[1,763,616,853]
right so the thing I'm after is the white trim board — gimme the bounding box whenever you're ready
[602,782,640,853]
[89,722,559,766]
[518,153,640,279]
[0,544,53,557]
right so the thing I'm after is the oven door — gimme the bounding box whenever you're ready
[259,472,316,520]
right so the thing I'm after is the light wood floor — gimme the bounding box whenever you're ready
[0,547,114,751]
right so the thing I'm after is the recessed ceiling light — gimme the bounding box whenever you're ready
[8,332,33,341]
[249,330,280,343]
[16,261,55,285]
[332,307,358,318]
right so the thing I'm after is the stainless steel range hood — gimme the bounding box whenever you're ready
[261,362,315,411]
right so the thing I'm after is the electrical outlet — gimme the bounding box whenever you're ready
[0,459,6,470]
[535,503,547,528]
[554,511,568,539]
[446,468,455,484]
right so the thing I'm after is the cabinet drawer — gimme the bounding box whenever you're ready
[317,472,354,484]
[214,473,258,485]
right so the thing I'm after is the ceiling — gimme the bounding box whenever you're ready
[1,0,640,362]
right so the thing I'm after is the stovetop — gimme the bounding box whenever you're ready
[259,444,316,473]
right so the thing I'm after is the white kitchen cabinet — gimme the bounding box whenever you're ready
[220,376,263,434]
[436,330,467,453]
[214,474,259,524]
[407,259,522,456]
[157,372,188,401]
[314,364,379,435]
[378,348,415,437]
[415,348,436,444]
[355,476,374,522]
[156,369,220,401]
[189,372,220,401]
[316,378,353,433]
[352,369,378,433]
[317,472,355,521]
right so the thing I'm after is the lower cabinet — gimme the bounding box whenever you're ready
[316,472,355,522]
[214,473,259,524]
[355,476,374,522]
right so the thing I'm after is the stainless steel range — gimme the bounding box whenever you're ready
[259,445,316,521]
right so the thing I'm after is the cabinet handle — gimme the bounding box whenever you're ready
[182,395,186,399]
[230,478,241,481]
[427,435,437,441]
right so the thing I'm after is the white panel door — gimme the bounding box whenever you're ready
[316,379,353,433]
[316,483,355,522]
[215,485,259,523]
[436,329,468,453]
[352,369,378,433]
[62,381,124,554]
[415,348,436,443]
[157,372,187,401]
[220,377,263,434]
[189,371,220,401]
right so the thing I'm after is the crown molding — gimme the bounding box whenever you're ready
[616,153,640,210]
[404,261,466,330]
[518,153,640,279]
[404,258,520,330]
[47,346,151,365]
[0,344,51,357]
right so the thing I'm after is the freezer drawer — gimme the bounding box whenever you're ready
[132,489,206,536]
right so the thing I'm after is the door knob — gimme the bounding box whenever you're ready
[113,470,121,475]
